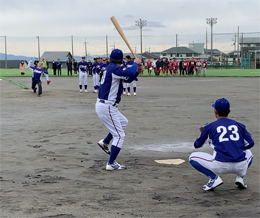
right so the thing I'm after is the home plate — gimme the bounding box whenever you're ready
[154,159,185,165]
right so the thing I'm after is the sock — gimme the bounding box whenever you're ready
[133,87,136,92]
[123,88,126,91]
[79,85,82,89]
[103,132,113,144]
[108,145,121,164]
[127,87,130,93]
[84,85,87,90]
[190,160,217,179]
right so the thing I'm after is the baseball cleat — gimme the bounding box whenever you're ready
[203,176,223,191]
[97,139,110,154]
[127,93,131,96]
[33,88,37,93]
[235,176,247,189]
[84,90,88,93]
[133,92,137,96]
[123,91,126,95]
[79,89,82,93]
[106,162,126,170]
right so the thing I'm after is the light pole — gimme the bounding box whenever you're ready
[83,39,88,58]
[0,36,7,68]
[135,18,147,59]
[206,18,217,63]
[36,36,40,60]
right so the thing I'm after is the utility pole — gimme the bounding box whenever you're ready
[83,39,88,58]
[206,29,208,57]
[206,18,217,63]
[135,18,147,59]
[237,26,240,66]
[106,35,108,58]
[176,34,178,57]
[1,36,8,68]
[36,36,40,60]
[71,35,74,60]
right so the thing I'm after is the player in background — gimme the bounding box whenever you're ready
[99,58,109,82]
[28,60,51,97]
[146,58,152,76]
[195,58,202,76]
[96,49,143,170]
[182,59,188,76]
[188,57,196,75]
[202,59,207,76]
[172,58,178,76]
[78,56,88,93]
[179,58,184,76]
[152,58,157,75]
[92,57,102,93]
[88,60,93,75]
[125,55,137,96]
[56,59,62,76]
[169,59,173,75]
[162,58,169,76]
[189,98,254,191]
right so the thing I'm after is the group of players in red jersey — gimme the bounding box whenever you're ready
[147,57,208,76]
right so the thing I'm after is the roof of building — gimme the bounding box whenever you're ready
[239,37,260,44]
[141,52,160,59]
[41,51,73,62]
[161,46,200,54]
[204,49,226,56]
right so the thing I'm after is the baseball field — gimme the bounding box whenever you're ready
[0,75,259,217]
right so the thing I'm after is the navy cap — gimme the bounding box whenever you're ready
[96,56,101,59]
[82,56,86,59]
[212,98,230,111]
[102,58,107,61]
[125,55,131,59]
[110,49,123,59]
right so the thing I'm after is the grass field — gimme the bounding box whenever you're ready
[0,68,260,77]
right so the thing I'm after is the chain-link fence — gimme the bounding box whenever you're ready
[1,32,259,68]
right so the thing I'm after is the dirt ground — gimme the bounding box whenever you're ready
[0,76,259,218]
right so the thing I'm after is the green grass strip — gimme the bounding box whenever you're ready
[0,77,29,89]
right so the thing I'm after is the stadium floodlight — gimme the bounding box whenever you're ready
[36,36,40,61]
[206,18,217,63]
[135,18,147,59]
[0,36,7,68]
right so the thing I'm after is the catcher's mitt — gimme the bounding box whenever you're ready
[199,123,209,133]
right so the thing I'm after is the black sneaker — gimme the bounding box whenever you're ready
[33,88,37,93]
[97,139,110,154]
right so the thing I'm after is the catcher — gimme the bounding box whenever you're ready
[28,60,51,97]
[189,98,254,191]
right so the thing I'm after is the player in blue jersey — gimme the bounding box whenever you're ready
[28,60,51,97]
[92,57,102,93]
[125,55,138,96]
[189,98,254,191]
[95,49,143,170]
[78,56,88,93]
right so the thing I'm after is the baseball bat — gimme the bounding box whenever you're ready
[110,16,137,59]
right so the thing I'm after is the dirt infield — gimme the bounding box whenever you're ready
[0,76,259,218]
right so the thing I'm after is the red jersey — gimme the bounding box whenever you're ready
[196,60,202,67]
[172,60,178,67]
[147,60,152,68]
[189,59,196,67]
[202,61,207,68]
[182,61,188,68]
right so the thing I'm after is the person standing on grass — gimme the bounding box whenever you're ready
[66,58,73,76]
[147,59,152,76]
[52,60,57,76]
[202,60,207,76]
[56,59,62,76]
[19,61,25,75]
[73,60,78,74]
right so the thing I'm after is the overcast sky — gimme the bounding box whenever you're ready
[0,0,259,56]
